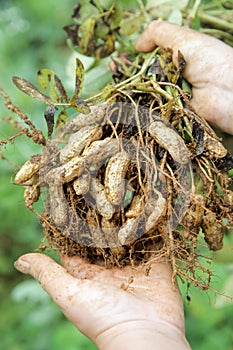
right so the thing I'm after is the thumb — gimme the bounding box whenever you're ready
[14,253,137,341]
[14,253,83,308]
[14,253,96,333]
[135,21,233,135]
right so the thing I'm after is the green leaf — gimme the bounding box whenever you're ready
[91,0,103,12]
[37,69,69,103]
[119,15,143,35]
[168,9,183,25]
[73,2,99,24]
[81,57,112,98]
[74,58,85,97]
[95,22,110,38]
[109,6,123,30]
[146,0,189,18]
[12,76,53,104]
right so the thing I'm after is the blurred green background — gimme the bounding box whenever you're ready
[0,1,233,349]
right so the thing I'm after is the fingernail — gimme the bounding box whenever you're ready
[14,258,31,274]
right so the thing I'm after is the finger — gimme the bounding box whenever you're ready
[135,20,203,60]
[134,20,230,66]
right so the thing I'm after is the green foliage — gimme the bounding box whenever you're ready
[64,0,233,60]
[0,1,97,349]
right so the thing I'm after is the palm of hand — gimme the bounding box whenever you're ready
[60,256,185,343]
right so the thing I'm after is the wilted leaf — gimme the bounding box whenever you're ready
[54,75,69,103]
[44,105,57,138]
[63,23,79,46]
[55,109,69,134]
[12,76,53,104]
[101,83,116,99]
[79,17,96,55]
[37,69,69,103]
[74,58,85,98]
[96,34,116,59]
[70,96,91,114]
[177,50,186,72]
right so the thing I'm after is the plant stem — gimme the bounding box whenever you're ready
[198,11,233,31]
[85,49,160,104]
[188,0,202,20]
[201,28,233,45]
[136,0,151,23]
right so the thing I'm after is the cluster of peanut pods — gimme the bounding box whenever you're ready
[14,103,195,249]
[15,100,231,254]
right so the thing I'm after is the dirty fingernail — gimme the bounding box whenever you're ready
[14,258,31,274]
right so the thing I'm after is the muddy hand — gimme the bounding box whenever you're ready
[135,21,233,135]
[15,253,191,350]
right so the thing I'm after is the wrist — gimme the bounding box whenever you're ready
[96,320,191,350]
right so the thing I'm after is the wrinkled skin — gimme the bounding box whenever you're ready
[15,254,190,350]
[15,22,233,350]
[135,21,233,135]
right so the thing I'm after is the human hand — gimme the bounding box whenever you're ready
[14,253,191,350]
[135,21,233,135]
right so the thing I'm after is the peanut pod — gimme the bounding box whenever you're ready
[105,151,130,205]
[14,154,41,184]
[60,125,103,163]
[202,209,223,251]
[63,105,107,134]
[145,191,166,232]
[89,177,115,219]
[45,155,85,184]
[203,132,227,158]
[82,137,120,164]
[101,217,122,249]
[48,183,69,228]
[86,208,108,248]
[126,194,145,218]
[118,217,140,245]
[24,185,40,208]
[148,120,190,164]
[73,171,90,195]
